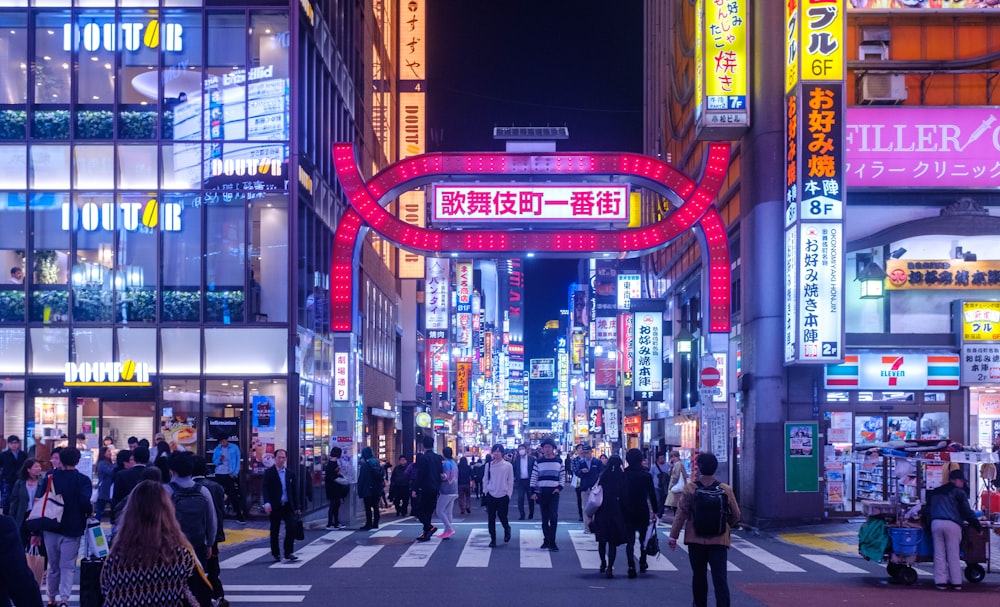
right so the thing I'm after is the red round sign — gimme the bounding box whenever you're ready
[700,367,721,387]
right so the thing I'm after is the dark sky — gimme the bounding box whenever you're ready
[426,1,644,355]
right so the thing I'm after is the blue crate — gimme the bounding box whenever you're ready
[890,527,923,556]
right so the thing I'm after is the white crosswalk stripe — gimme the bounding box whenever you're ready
[331,529,400,568]
[457,528,493,567]
[205,525,901,578]
[801,554,869,574]
[729,534,805,572]
[519,528,552,568]
[60,584,311,605]
[395,534,443,567]
[271,530,352,568]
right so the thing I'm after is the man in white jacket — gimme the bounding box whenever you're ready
[483,444,514,548]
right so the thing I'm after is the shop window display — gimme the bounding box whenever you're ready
[0,192,26,323]
[162,379,200,454]
[0,14,28,106]
[30,193,69,322]
[161,192,200,321]
[71,193,114,322]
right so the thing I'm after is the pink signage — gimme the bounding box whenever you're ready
[432,184,629,222]
[845,107,1000,189]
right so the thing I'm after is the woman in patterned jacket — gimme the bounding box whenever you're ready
[100,480,198,607]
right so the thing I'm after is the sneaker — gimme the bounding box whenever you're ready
[948,584,962,591]
[325,524,335,529]
[540,542,550,550]
[440,530,455,539]
[488,540,497,548]
[428,525,438,536]
[334,523,346,529]
[548,544,560,552]
[272,555,282,562]
[417,533,430,542]
[935,584,949,591]
[237,519,247,525]
[285,555,299,562]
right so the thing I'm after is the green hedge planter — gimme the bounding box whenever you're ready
[0,290,25,322]
[0,110,26,140]
[30,290,69,322]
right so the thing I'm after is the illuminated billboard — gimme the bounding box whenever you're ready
[696,0,750,139]
[432,185,629,223]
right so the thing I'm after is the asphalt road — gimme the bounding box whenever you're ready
[53,493,1000,606]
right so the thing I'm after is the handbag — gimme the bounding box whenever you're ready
[670,476,685,494]
[25,476,65,532]
[25,544,45,586]
[292,515,305,541]
[644,520,660,556]
[583,483,603,517]
[79,556,104,607]
[183,547,214,607]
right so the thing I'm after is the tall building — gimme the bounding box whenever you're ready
[0,0,402,514]
[643,1,1000,525]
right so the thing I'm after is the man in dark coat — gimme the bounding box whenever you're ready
[0,435,27,513]
[111,445,150,520]
[511,444,536,520]
[263,449,300,562]
[410,436,442,542]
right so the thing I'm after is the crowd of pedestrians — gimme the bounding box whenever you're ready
[0,432,250,607]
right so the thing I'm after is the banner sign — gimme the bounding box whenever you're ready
[845,107,1000,189]
[456,361,471,412]
[334,351,349,401]
[825,353,961,390]
[886,260,1000,291]
[785,422,819,493]
[433,185,629,222]
[529,358,555,380]
[962,344,1000,385]
[695,0,750,138]
[633,310,664,400]
[849,1,1000,10]
[425,258,449,330]
[960,301,1000,341]
[784,3,845,365]
[396,0,426,279]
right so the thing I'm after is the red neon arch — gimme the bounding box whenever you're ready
[331,145,731,333]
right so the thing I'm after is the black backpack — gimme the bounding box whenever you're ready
[368,460,385,494]
[170,482,210,549]
[691,480,730,537]
[657,464,670,490]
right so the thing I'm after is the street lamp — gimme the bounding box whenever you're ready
[855,253,887,300]
[675,327,695,354]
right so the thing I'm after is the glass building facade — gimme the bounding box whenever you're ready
[0,0,385,516]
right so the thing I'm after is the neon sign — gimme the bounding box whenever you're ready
[63,21,184,53]
[61,200,182,232]
[65,360,152,387]
[433,185,629,223]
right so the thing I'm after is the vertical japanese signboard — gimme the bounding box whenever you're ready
[696,0,750,139]
[334,351,349,401]
[784,0,845,364]
[633,310,663,401]
[397,0,426,278]
[456,361,471,412]
[456,262,473,350]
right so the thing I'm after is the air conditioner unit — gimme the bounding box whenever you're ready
[860,73,907,105]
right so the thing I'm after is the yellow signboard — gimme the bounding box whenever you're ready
[695,0,704,118]
[799,0,845,83]
[785,0,800,93]
[396,0,426,279]
[456,361,471,412]
[704,0,748,102]
[962,301,1000,342]
[886,260,1000,291]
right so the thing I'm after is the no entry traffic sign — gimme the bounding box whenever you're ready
[700,366,721,388]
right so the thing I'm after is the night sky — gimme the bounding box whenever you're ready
[426,0,644,355]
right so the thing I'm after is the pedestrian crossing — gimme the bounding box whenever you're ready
[212,524,917,577]
[59,584,311,605]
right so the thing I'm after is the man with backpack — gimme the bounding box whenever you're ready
[357,446,384,530]
[164,451,218,568]
[193,455,228,607]
[668,452,740,607]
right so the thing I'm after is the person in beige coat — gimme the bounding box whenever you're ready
[664,450,687,513]
[668,452,740,607]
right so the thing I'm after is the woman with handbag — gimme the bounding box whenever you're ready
[590,455,628,579]
[6,458,42,547]
[664,450,687,514]
[622,449,661,578]
[100,480,200,607]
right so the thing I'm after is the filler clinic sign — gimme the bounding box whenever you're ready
[432,185,629,223]
[845,107,1000,189]
[784,0,845,365]
[695,0,750,138]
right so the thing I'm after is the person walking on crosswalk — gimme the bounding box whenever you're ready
[623,448,660,577]
[412,436,442,542]
[435,447,459,539]
[591,455,628,578]
[530,438,564,551]
[483,444,513,548]
[668,452,740,607]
